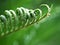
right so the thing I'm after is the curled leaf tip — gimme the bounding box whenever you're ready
[0,4,51,37]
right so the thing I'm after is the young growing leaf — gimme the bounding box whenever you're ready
[0,4,51,37]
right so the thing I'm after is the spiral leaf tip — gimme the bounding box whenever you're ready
[0,4,51,37]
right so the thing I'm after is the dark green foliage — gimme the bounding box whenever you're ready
[0,0,60,45]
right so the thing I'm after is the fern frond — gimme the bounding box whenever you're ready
[0,4,51,37]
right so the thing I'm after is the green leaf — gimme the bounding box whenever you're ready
[0,0,60,45]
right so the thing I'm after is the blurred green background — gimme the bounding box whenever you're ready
[0,0,60,45]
